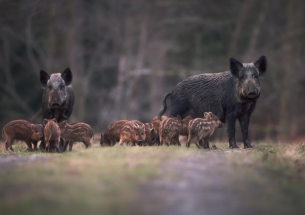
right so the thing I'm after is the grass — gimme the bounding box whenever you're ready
[0,140,305,214]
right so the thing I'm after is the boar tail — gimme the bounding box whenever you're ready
[158,93,171,121]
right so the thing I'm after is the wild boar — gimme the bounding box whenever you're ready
[150,116,167,145]
[43,118,61,152]
[129,120,157,146]
[159,115,183,146]
[159,56,267,148]
[39,68,75,150]
[180,115,193,139]
[144,123,158,146]
[101,120,128,146]
[119,121,146,146]
[187,112,223,149]
[58,121,94,151]
[2,120,43,151]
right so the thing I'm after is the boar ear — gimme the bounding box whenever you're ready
[204,112,209,118]
[61,67,73,86]
[62,120,67,127]
[254,56,267,77]
[43,119,48,127]
[230,58,243,78]
[177,115,182,122]
[31,124,35,131]
[40,70,50,89]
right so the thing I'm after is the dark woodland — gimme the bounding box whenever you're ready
[1,0,305,143]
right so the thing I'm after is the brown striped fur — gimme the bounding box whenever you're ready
[43,118,61,152]
[101,120,128,146]
[150,116,167,145]
[2,120,43,151]
[58,121,94,151]
[187,112,223,149]
[119,121,146,146]
[129,120,157,146]
[159,115,182,146]
[180,115,193,138]
[144,123,158,146]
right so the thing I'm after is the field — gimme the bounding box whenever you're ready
[0,139,305,215]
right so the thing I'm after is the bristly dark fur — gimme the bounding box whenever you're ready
[39,68,75,151]
[158,56,267,149]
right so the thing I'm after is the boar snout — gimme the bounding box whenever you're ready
[246,85,259,99]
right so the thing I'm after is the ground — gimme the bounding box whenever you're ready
[0,139,305,215]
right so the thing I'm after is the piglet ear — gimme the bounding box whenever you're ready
[61,67,73,86]
[177,115,182,122]
[230,58,243,78]
[150,127,155,134]
[52,118,57,123]
[40,70,50,89]
[204,112,208,118]
[43,119,48,127]
[254,56,267,77]
[31,124,35,131]
[62,120,67,127]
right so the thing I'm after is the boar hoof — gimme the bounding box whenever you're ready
[230,145,239,149]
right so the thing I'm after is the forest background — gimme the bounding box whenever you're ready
[0,0,304,143]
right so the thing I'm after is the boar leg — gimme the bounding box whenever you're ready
[203,137,210,149]
[193,137,201,149]
[227,115,239,148]
[25,140,33,152]
[63,140,69,151]
[186,135,191,148]
[5,137,14,151]
[84,138,92,148]
[32,141,38,150]
[39,139,46,150]
[59,138,65,152]
[239,117,253,148]
[55,139,61,153]
[174,136,181,146]
[68,140,74,151]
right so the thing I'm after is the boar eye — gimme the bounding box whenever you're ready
[60,85,65,90]
[142,133,144,135]
[49,85,52,90]
[241,75,246,80]
[152,138,155,141]
[252,74,258,79]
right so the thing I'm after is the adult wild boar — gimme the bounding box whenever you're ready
[158,56,267,148]
[39,68,75,150]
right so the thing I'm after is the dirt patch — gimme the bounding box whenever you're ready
[0,154,48,171]
[136,151,300,215]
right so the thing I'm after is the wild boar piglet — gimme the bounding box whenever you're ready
[58,121,94,151]
[43,118,61,152]
[159,115,183,146]
[187,112,223,149]
[2,120,43,151]
[119,121,146,146]
[101,120,128,146]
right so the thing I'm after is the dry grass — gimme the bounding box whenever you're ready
[0,140,305,214]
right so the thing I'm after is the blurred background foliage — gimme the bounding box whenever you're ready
[0,0,305,142]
